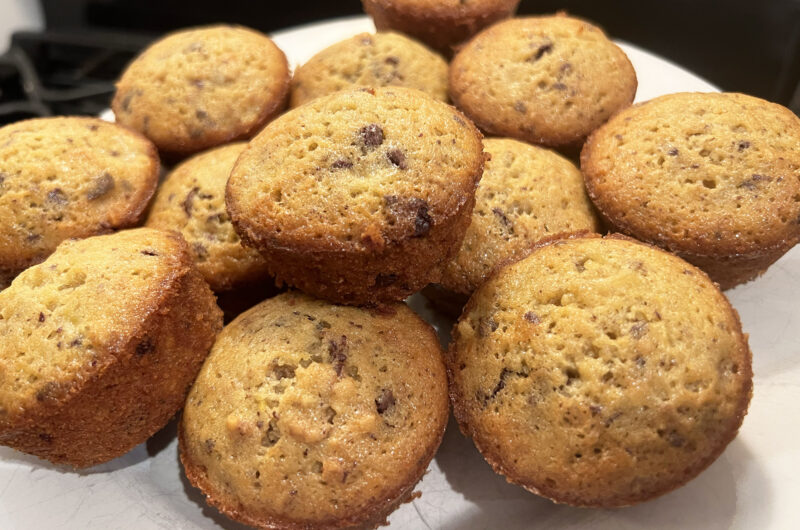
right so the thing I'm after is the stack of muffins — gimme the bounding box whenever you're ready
[1,1,797,528]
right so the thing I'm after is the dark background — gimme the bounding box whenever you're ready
[31,0,800,113]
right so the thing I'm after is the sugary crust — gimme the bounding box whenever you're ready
[226,87,486,305]
[362,0,520,54]
[581,92,800,289]
[446,233,753,507]
[0,229,222,468]
[0,117,160,280]
[112,25,290,157]
[449,15,637,147]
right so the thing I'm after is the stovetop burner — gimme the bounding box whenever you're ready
[0,30,151,125]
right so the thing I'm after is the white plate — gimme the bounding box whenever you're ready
[2,15,798,530]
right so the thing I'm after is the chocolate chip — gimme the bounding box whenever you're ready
[737,173,771,190]
[120,92,135,112]
[135,338,154,356]
[387,149,407,169]
[271,361,296,380]
[667,148,679,156]
[490,368,512,398]
[195,109,209,120]
[38,432,53,443]
[375,389,396,414]
[492,207,514,233]
[531,42,553,61]
[359,124,384,147]
[514,101,527,113]
[453,115,466,126]
[589,405,603,416]
[328,335,348,377]
[36,381,60,402]
[27,233,41,243]
[193,242,209,260]
[204,439,215,453]
[668,431,686,447]
[559,62,573,76]
[524,312,540,324]
[478,316,498,337]
[604,412,623,427]
[38,312,45,323]
[47,188,68,206]
[87,124,99,131]
[630,321,648,339]
[331,158,353,170]
[552,82,567,91]
[375,273,398,287]
[86,173,114,200]
[182,187,199,216]
[411,198,431,236]
[384,56,399,65]
[737,140,750,151]
[69,337,83,348]
[141,249,158,256]
[0,172,5,186]
[261,419,280,447]
[192,79,205,89]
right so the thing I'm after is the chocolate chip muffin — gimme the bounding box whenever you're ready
[449,15,637,149]
[582,92,800,289]
[226,87,485,305]
[145,142,271,293]
[362,0,520,55]
[0,117,159,287]
[0,228,222,468]
[113,25,290,157]
[447,234,752,507]
[180,291,449,529]
[290,32,448,108]
[439,138,600,297]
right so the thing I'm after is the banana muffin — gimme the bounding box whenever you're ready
[362,0,520,55]
[113,25,290,157]
[447,234,752,507]
[290,32,448,108]
[0,117,159,286]
[180,291,449,529]
[449,15,637,149]
[439,138,600,297]
[145,142,271,293]
[226,87,485,305]
[581,92,800,289]
[0,228,222,468]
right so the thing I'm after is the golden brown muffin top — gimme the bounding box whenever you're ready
[365,0,519,19]
[441,138,600,294]
[181,291,449,528]
[0,228,196,428]
[291,32,448,107]
[146,143,269,292]
[582,92,800,257]
[112,25,289,155]
[449,15,637,147]
[0,117,159,273]
[448,235,752,507]
[227,87,484,254]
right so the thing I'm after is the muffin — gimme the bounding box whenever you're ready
[226,87,485,305]
[581,92,800,289]
[449,15,637,149]
[362,0,520,55]
[180,291,449,529]
[0,228,222,468]
[439,138,600,296]
[145,142,272,293]
[290,32,448,108]
[113,25,290,157]
[447,234,752,507]
[0,117,159,286]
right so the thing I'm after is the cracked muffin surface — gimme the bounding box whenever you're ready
[290,32,448,107]
[582,91,800,289]
[0,117,159,285]
[180,291,449,529]
[449,15,636,148]
[226,87,484,305]
[112,25,289,156]
[447,234,752,507]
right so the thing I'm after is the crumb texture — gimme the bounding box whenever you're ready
[442,138,599,294]
[113,25,289,154]
[449,15,636,147]
[181,291,448,528]
[146,142,270,292]
[449,236,752,507]
[291,32,448,107]
[0,117,158,274]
